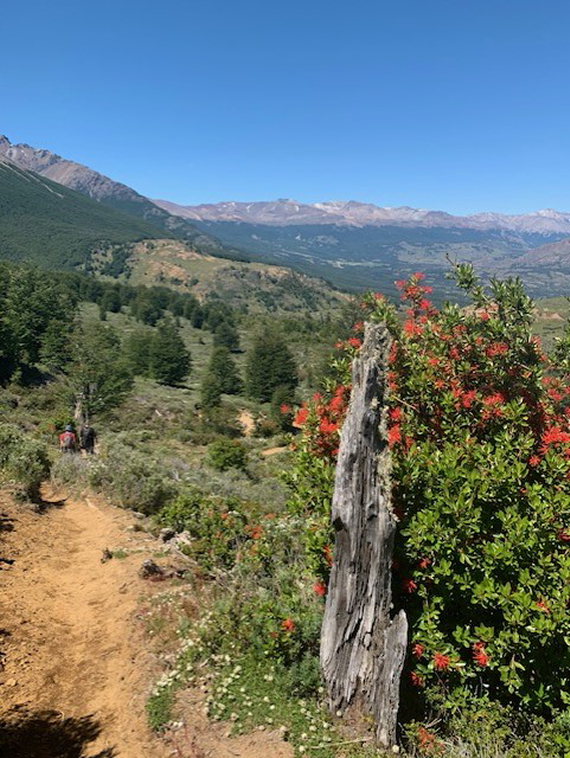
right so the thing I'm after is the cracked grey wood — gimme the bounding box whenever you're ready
[320,322,408,747]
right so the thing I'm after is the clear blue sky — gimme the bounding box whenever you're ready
[2,0,570,214]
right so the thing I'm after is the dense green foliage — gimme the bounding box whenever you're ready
[0,162,157,269]
[207,439,247,471]
[286,267,570,754]
[0,424,50,500]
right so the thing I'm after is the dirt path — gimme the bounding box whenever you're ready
[0,488,170,758]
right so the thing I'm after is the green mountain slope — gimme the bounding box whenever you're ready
[0,160,159,269]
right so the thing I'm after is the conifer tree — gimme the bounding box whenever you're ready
[207,346,242,394]
[245,333,298,402]
[200,371,223,408]
[149,318,191,385]
[213,321,240,352]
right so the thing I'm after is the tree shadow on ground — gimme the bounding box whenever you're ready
[35,496,68,514]
[0,708,116,758]
[0,513,15,532]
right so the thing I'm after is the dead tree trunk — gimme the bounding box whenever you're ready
[320,322,408,747]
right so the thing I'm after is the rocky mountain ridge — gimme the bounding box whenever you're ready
[154,197,570,236]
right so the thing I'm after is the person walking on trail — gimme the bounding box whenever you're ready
[59,424,78,453]
[80,423,97,455]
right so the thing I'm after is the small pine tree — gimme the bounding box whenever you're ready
[201,371,223,408]
[207,346,242,395]
[245,333,298,402]
[149,318,191,385]
[213,321,240,352]
[124,327,155,376]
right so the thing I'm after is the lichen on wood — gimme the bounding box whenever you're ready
[320,322,407,747]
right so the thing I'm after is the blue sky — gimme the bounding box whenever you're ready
[2,0,570,213]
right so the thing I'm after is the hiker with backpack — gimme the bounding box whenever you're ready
[79,423,97,455]
[59,424,78,453]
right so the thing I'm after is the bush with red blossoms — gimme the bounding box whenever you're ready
[291,264,570,720]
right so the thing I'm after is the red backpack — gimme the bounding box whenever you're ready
[60,431,76,450]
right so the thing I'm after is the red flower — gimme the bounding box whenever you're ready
[348,337,362,348]
[319,419,339,435]
[536,599,551,613]
[558,529,570,542]
[486,342,509,357]
[404,320,424,336]
[250,525,264,539]
[417,726,437,750]
[472,642,490,667]
[412,643,425,659]
[353,321,364,332]
[542,427,570,449]
[529,455,542,467]
[402,578,417,593]
[410,671,425,688]
[433,652,451,670]
[458,390,477,408]
[374,292,385,301]
[294,407,309,427]
[281,618,296,632]
[418,557,432,569]
[388,424,402,447]
[329,395,346,413]
[427,356,440,367]
[389,407,403,422]
[280,403,292,415]
[483,392,506,406]
[313,581,327,597]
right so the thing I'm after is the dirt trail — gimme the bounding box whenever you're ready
[0,488,170,758]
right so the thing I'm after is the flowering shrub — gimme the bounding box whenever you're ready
[292,265,570,723]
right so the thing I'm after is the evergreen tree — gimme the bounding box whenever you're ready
[207,346,242,394]
[67,322,134,418]
[213,321,240,352]
[245,333,298,402]
[100,288,122,313]
[124,327,155,376]
[149,318,191,385]
[200,371,223,408]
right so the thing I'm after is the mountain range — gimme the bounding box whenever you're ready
[2,133,570,298]
[154,197,570,236]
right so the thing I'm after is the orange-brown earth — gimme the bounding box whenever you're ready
[0,487,292,758]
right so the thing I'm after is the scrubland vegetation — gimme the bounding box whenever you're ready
[4,256,570,756]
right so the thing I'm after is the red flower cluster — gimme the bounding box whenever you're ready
[281,618,296,632]
[313,581,327,597]
[433,652,451,671]
[472,641,490,667]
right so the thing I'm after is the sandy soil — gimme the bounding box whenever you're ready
[0,487,170,758]
[238,411,256,437]
[0,488,293,758]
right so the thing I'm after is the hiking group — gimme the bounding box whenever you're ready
[59,423,97,454]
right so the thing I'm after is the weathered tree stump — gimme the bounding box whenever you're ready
[320,322,407,747]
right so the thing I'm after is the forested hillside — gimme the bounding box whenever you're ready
[0,161,158,268]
